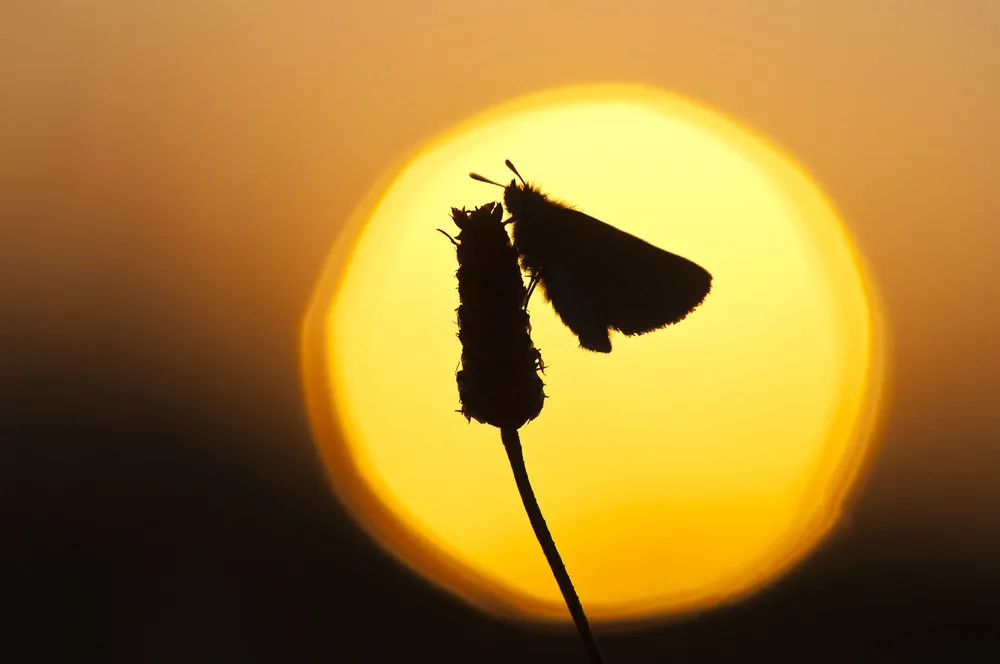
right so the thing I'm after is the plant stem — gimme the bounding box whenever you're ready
[500,427,606,664]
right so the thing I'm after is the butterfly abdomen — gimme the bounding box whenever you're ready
[449,202,545,430]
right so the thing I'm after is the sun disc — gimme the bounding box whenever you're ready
[301,83,887,624]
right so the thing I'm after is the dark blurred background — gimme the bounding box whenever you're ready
[2,2,998,661]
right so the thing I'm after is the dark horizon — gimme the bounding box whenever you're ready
[5,347,997,661]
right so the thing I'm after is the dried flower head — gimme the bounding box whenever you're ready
[445,201,545,430]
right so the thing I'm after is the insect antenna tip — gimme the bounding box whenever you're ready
[470,172,504,187]
[504,159,526,186]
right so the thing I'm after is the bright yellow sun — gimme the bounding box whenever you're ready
[302,84,887,625]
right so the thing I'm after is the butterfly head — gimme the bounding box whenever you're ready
[502,177,556,221]
[469,160,545,221]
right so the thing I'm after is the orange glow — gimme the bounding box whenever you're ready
[301,84,886,624]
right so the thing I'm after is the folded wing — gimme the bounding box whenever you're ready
[539,206,712,343]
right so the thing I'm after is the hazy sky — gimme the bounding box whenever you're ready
[3,0,998,553]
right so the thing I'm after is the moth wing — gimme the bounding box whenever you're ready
[543,206,713,337]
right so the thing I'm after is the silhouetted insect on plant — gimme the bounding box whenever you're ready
[471,160,713,353]
[439,202,606,664]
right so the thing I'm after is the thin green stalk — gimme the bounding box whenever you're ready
[500,427,606,664]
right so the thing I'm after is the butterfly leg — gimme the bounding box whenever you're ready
[523,267,544,310]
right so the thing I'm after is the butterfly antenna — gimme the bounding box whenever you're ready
[469,172,504,187]
[505,159,526,186]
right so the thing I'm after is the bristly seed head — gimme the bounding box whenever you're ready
[448,202,545,430]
